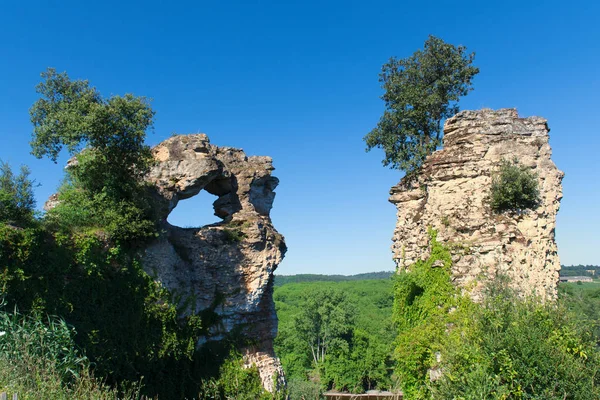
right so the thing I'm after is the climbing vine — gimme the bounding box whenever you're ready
[393,228,473,399]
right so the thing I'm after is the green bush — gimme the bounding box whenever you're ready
[45,182,157,244]
[287,378,322,400]
[0,220,206,399]
[392,232,600,399]
[198,351,276,400]
[433,282,600,399]
[490,158,540,213]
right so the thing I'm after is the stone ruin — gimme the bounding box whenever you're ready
[142,134,286,391]
[389,109,564,299]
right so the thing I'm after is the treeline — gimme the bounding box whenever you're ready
[561,265,600,277]
[274,271,394,286]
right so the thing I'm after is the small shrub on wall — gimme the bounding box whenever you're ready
[490,158,541,214]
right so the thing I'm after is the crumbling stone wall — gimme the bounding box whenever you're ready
[143,134,286,391]
[389,109,564,299]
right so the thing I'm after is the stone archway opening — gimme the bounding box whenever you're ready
[167,190,222,228]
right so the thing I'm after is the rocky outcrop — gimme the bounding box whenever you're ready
[390,109,563,299]
[143,134,286,391]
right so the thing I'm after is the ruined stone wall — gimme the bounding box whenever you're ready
[143,134,286,391]
[389,109,564,299]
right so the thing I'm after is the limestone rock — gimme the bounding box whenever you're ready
[143,134,286,392]
[390,109,563,299]
[43,193,60,212]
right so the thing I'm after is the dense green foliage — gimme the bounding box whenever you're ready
[274,271,393,287]
[30,68,157,244]
[434,283,600,399]
[490,158,541,214]
[392,231,600,399]
[393,229,473,398]
[274,279,395,395]
[276,268,600,400]
[0,195,206,398]
[364,35,479,175]
[560,265,600,277]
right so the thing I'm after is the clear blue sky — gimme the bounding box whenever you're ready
[1,0,598,274]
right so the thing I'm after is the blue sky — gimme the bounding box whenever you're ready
[0,0,598,274]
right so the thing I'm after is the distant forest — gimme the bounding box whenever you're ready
[560,265,600,277]
[274,266,600,286]
[274,271,394,286]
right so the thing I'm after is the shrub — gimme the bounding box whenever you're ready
[198,351,276,400]
[432,282,600,400]
[287,378,322,400]
[44,183,157,244]
[0,221,204,399]
[490,158,540,214]
[391,230,600,399]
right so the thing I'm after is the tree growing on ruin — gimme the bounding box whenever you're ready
[364,35,479,176]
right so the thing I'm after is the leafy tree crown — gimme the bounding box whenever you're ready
[364,35,479,175]
[29,68,155,199]
[29,69,158,242]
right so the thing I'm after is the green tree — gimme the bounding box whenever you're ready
[294,288,355,368]
[364,35,479,175]
[29,68,154,199]
[29,69,157,242]
[0,161,36,226]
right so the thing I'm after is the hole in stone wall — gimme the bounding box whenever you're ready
[167,190,222,228]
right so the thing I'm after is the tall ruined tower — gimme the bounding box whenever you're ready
[389,109,564,298]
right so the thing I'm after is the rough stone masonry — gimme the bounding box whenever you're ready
[389,109,564,299]
[143,134,286,391]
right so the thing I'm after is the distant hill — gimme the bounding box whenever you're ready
[274,266,600,287]
[560,265,600,278]
[274,271,394,287]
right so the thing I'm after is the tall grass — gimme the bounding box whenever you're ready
[0,302,142,399]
